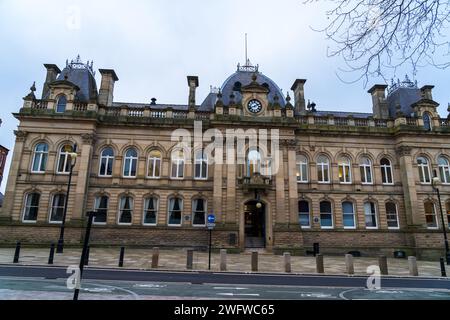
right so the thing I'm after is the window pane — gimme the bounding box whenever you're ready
[299,201,309,213]
[24,193,40,221]
[364,202,377,227]
[50,194,66,222]
[193,199,206,225]
[320,201,331,213]
[385,202,398,228]
[144,198,157,224]
[119,197,132,223]
[169,198,182,225]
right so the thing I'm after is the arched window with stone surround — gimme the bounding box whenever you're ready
[424,201,438,229]
[31,143,49,173]
[298,200,311,228]
[99,147,114,177]
[22,193,40,222]
[380,158,393,184]
[123,148,138,177]
[385,202,399,229]
[147,150,162,178]
[143,196,158,225]
[317,155,330,183]
[56,95,67,113]
[359,157,373,184]
[171,149,185,179]
[168,197,183,226]
[338,156,352,183]
[118,195,133,225]
[342,201,356,228]
[438,156,450,184]
[296,154,308,183]
[319,200,333,229]
[423,112,432,131]
[417,156,431,183]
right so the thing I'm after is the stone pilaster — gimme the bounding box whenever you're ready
[71,133,96,222]
[0,130,28,221]
[213,147,223,223]
[287,144,299,226]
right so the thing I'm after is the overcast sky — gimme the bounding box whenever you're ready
[0,0,449,193]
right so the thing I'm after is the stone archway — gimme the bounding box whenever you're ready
[243,200,266,248]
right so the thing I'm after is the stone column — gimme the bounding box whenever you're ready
[220,249,227,271]
[396,146,421,226]
[408,256,419,276]
[71,133,96,222]
[0,130,28,221]
[284,252,292,273]
[213,147,223,222]
[151,247,159,268]
[287,147,299,225]
[251,251,258,272]
[226,163,236,224]
[345,254,354,275]
[275,147,286,224]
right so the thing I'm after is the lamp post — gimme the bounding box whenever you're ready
[56,144,78,254]
[432,171,450,265]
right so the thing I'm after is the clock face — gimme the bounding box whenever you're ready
[247,99,262,113]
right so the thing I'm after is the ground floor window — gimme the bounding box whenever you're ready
[143,197,158,225]
[385,202,399,229]
[320,201,333,228]
[168,197,182,226]
[118,196,133,224]
[94,196,108,224]
[364,201,378,228]
[298,200,310,227]
[23,193,40,222]
[425,201,438,229]
[192,198,206,226]
[49,194,66,223]
[342,201,355,228]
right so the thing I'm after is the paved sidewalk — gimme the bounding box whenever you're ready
[0,247,447,277]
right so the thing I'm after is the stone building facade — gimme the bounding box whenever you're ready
[1,56,450,258]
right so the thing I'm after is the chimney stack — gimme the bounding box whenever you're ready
[291,79,307,114]
[187,76,199,107]
[368,84,389,119]
[420,85,434,100]
[42,64,61,99]
[98,69,119,106]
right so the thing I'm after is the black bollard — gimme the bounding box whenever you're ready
[13,241,21,263]
[84,246,90,266]
[48,243,55,265]
[118,247,125,267]
[440,257,447,277]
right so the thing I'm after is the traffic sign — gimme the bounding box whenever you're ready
[207,214,215,223]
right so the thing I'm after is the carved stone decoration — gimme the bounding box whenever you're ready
[280,139,297,150]
[81,133,97,145]
[14,130,28,142]
[395,146,412,157]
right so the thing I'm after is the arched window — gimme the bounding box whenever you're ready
[168,197,183,226]
[417,156,431,183]
[296,155,308,183]
[424,201,438,229]
[147,150,162,178]
[317,155,330,183]
[56,95,67,113]
[247,149,261,176]
[194,150,208,179]
[192,198,206,226]
[364,201,378,228]
[171,150,185,179]
[438,156,450,184]
[380,158,393,184]
[423,112,432,131]
[338,156,351,183]
[31,143,48,173]
[57,144,74,174]
[22,193,40,222]
[386,202,399,229]
[118,196,133,225]
[49,193,66,223]
[94,195,108,224]
[143,197,158,225]
[319,200,333,228]
[99,147,114,177]
[123,148,138,177]
[360,157,373,184]
[298,200,310,228]
[342,201,355,228]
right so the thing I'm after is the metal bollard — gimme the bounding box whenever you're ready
[345,254,354,275]
[284,252,291,273]
[408,256,419,276]
[186,249,194,270]
[220,249,227,271]
[48,243,55,265]
[13,241,21,264]
[84,246,90,266]
[440,257,447,277]
[316,254,324,274]
[118,247,125,267]
[251,251,258,272]
[151,247,159,269]
[378,255,388,275]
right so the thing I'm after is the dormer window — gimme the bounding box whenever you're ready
[423,112,432,131]
[56,95,67,113]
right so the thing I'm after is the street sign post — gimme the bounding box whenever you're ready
[207,214,215,270]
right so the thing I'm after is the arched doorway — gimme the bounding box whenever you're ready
[244,200,266,248]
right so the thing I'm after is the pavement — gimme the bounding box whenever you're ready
[0,247,447,277]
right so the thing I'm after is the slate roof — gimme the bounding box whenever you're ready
[386,86,421,118]
[55,66,98,103]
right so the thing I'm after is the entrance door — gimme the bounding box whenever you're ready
[244,201,265,248]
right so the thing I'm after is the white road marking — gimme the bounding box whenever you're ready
[133,284,167,288]
[213,287,249,290]
[216,293,260,297]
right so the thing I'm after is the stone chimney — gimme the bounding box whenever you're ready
[187,76,199,107]
[290,79,307,114]
[420,85,434,100]
[368,84,389,119]
[42,64,61,99]
[98,69,119,106]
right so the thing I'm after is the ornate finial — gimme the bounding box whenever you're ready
[30,81,36,92]
[251,73,257,82]
[150,98,157,105]
[217,88,222,99]
[286,92,291,102]
[307,99,311,111]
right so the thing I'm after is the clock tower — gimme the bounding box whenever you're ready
[241,73,270,117]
